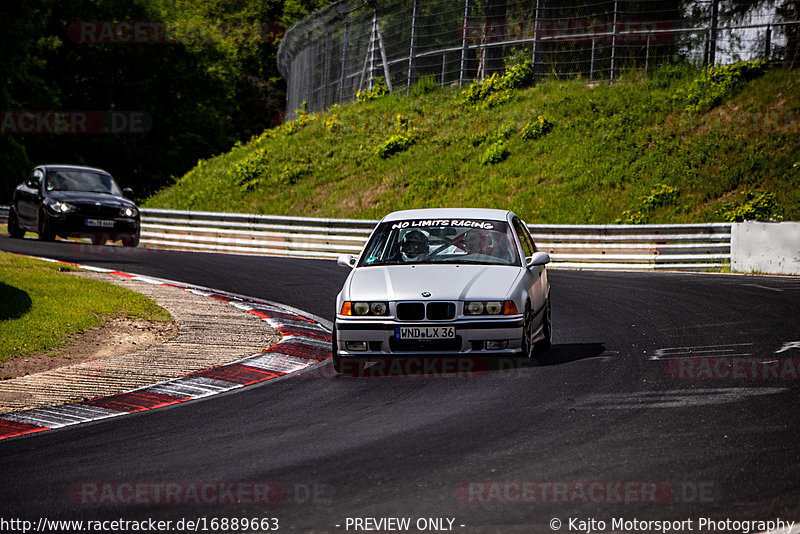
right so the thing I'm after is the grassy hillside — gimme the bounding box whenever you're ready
[145,62,800,224]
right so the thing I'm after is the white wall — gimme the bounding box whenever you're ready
[731,222,800,275]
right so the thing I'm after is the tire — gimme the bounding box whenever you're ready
[535,298,552,351]
[122,232,139,247]
[38,211,55,241]
[7,208,24,239]
[520,301,535,359]
[331,324,364,376]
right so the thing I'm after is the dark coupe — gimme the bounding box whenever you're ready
[7,165,140,246]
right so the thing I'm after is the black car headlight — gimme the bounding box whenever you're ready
[120,206,139,218]
[46,200,75,214]
[340,301,390,316]
[465,300,518,315]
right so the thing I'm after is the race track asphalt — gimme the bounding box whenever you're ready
[1,236,799,533]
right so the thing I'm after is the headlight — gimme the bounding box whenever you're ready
[120,206,138,217]
[47,201,75,214]
[340,301,390,316]
[465,300,518,315]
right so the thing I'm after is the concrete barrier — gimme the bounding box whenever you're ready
[731,221,800,275]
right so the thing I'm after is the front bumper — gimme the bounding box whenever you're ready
[335,317,524,358]
[49,213,140,236]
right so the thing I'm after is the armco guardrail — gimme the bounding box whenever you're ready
[0,206,731,270]
[139,208,377,259]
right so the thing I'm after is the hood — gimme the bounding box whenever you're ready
[47,191,134,208]
[346,264,522,302]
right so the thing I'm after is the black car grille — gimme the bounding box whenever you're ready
[397,302,425,320]
[426,302,455,320]
[396,302,456,321]
[76,203,119,217]
[389,336,462,352]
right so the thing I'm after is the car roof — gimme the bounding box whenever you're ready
[38,164,111,175]
[380,208,514,222]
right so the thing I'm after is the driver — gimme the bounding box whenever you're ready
[400,229,429,261]
[464,229,495,256]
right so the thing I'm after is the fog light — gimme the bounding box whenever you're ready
[345,341,368,351]
[486,340,508,350]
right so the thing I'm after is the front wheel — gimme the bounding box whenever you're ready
[7,208,24,238]
[122,232,140,247]
[38,212,55,241]
[521,301,535,359]
[535,298,552,351]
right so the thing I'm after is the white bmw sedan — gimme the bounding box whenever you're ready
[333,208,551,375]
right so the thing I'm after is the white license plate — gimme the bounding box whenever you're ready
[86,219,114,228]
[395,326,455,340]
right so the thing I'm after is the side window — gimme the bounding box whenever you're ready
[512,217,537,258]
[29,169,44,188]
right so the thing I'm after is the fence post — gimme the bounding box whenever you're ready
[610,0,619,80]
[531,0,541,74]
[373,2,393,91]
[338,17,351,102]
[442,52,447,84]
[460,0,472,87]
[645,33,651,76]
[359,15,375,91]
[407,0,420,92]
[590,38,596,79]
[765,23,772,59]
[709,0,719,66]
[323,29,333,107]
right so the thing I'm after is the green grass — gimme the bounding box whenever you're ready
[0,253,172,363]
[145,62,800,224]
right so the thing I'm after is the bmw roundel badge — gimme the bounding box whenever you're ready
[421,291,431,298]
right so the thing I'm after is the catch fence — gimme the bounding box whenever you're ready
[277,0,799,116]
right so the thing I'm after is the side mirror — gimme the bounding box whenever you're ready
[337,254,357,268]
[526,251,551,267]
[122,187,135,199]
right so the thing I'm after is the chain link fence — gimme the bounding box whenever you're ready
[277,0,799,117]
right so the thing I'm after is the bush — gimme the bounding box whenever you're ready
[357,77,389,103]
[617,184,679,224]
[410,75,438,97]
[376,134,415,158]
[521,116,553,140]
[716,190,783,222]
[675,60,768,114]
[461,61,534,109]
[480,142,509,165]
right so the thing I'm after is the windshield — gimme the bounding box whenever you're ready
[358,219,520,267]
[45,170,122,195]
